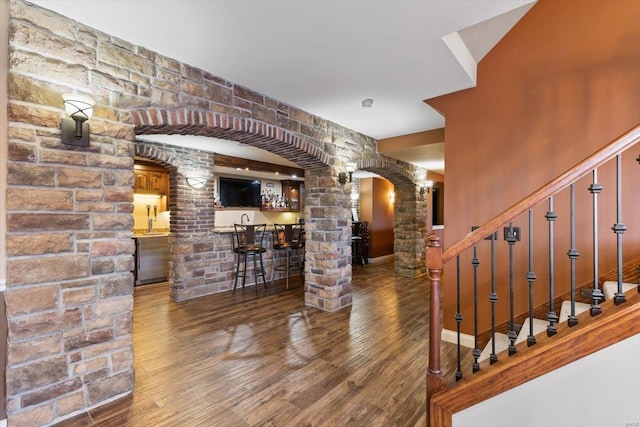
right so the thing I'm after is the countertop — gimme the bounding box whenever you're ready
[133,231,170,238]
[213,224,304,233]
[213,226,277,234]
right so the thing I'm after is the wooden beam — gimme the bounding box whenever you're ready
[214,153,304,177]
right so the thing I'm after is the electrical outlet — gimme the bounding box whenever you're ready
[579,287,594,299]
[503,226,521,241]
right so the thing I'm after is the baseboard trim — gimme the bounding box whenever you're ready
[441,328,475,348]
[367,254,394,264]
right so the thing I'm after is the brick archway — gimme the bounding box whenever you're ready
[356,156,418,187]
[353,156,429,277]
[131,108,331,169]
[130,107,365,309]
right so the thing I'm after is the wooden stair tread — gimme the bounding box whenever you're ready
[603,281,638,301]
[558,301,591,323]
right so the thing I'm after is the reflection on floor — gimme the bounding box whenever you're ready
[56,261,466,427]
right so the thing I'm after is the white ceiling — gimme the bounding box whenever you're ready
[32,0,535,175]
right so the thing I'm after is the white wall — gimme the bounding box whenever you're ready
[214,209,301,227]
[133,194,170,231]
[453,334,640,427]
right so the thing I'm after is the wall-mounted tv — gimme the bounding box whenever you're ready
[219,177,261,208]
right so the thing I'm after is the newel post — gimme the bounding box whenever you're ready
[426,234,443,424]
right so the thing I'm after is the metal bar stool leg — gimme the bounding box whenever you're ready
[285,249,290,289]
[252,253,259,295]
[233,251,241,294]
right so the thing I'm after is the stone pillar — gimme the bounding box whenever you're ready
[169,167,218,301]
[135,142,224,301]
[394,183,428,277]
[303,166,352,311]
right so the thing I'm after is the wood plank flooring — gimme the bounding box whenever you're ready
[56,261,465,427]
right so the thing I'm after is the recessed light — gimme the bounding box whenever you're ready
[362,98,373,108]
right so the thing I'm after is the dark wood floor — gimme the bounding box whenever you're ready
[57,260,464,427]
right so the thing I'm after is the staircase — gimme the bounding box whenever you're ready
[477,284,632,363]
[425,123,640,427]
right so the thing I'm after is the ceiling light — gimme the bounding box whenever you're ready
[361,98,373,108]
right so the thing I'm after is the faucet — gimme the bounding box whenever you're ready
[147,204,157,233]
[240,213,250,225]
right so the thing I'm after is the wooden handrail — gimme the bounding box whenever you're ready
[430,291,640,427]
[425,122,640,423]
[442,123,640,264]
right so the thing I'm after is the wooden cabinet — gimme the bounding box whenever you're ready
[259,180,303,212]
[281,180,301,212]
[149,171,168,193]
[134,170,150,192]
[134,162,169,196]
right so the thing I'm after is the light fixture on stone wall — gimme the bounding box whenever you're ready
[186,176,207,189]
[389,191,395,204]
[339,161,357,184]
[420,179,434,195]
[61,94,95,146]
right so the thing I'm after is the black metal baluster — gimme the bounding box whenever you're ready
[472,241,481,373]
[545,196,558,337]
[612,154,627,305]
[489,232,498,364]
[506,222,518,355]
[455,255,463,381]
[526,209,537,346]
[567,184,580,326]
[589,169,604,315]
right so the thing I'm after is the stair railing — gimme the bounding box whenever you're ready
[426,123,640,424]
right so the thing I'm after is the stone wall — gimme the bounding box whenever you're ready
[134,141,222,301]
[304,166,353,311]
[4,0,427,423]
[6,2,137,424]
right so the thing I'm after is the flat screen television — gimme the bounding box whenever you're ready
[219,177,261,208]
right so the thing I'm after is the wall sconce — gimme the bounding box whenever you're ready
[420,179,434,195]
[186,176,207,189]
[339,161,357,184]
[61,94,95,146]
[389,191,395,204]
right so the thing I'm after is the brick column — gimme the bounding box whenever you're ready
[135,142,224,301]
[394,183,428,277]
[303,166,352,311]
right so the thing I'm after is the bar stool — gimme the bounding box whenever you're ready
[351,221,368,267]
[232,223,268,295]
[270,223,304,289]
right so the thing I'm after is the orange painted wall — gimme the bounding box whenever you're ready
[359,177,395,258]
[427,0,640,333]
[378,128,444,151]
